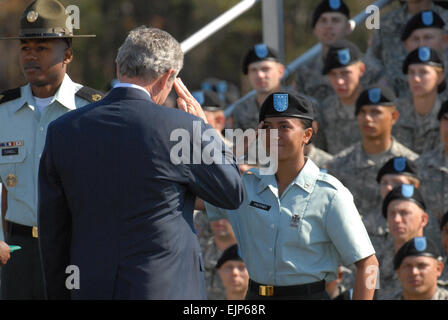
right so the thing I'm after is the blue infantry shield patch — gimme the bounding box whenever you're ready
[192,91,205,105]
[329,0,341,10]
[216,81,227,93]
[368,88,381,104]
[418,47,431,62]
[393,157,406,172]
[201,82,212,90]
[422,11,434,26]
[254,43,268,58]
[401,184,415,198]
[338,48,351,65]
[273,93,289,112]
[414,237,427,252]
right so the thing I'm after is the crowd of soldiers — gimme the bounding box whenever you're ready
[193,0,448,300]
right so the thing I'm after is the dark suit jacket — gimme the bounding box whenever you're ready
[37,87,244,300]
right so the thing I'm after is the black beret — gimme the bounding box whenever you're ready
[401,10,445,41]
[376,157,419,183]
[216,244,243,269]
[312,0,350,28]
[355,85,397,116]
[259,92,314,122]
[192,89,224,111]
[403,46,444,74]
[441,211,448,230]
[382,184,426,219]
[242,43,280,75]
[438,99,448,120]
[322,39,363,75]
[394,237,441,269]
[403,46,446,93]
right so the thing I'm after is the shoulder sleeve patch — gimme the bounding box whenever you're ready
[0,88,21,104]
[75,86,105,103]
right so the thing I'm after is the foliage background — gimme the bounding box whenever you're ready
[0,0,401,96]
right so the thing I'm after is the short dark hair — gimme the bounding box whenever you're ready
[297,118,314,145]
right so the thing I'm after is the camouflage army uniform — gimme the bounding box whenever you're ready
[294,53,381,105]
[327,139,418,235]
[372,234,403,300]
[364,3,448,98]
[327,139,417,291]
[393,95,443,155]
[415,146,448,253]
[317,94,362,155]
[389,286,448,300]
[194,211,226,300]
[306,144,333,168]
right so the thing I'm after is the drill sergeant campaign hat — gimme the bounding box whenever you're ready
[322,39,363,75]
[437,99,448,120]
[376,157,419,183]
[401,10,445,41]
[215,244,243,269]
[312,0,350,28]
[393,236,442,270]
[242,43,280,75]
[0,0,96,40]
[259,92,315,123]
[192,89,225,111]
[382,184,426,219]
[355,85,397,116]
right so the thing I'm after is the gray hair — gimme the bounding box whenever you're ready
[115,26,184,81]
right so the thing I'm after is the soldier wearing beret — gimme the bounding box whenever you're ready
[379,184,429,299]
[393,46,445,154]
[415,100,448,261]
[370,158,421,299]
[232,43,295,132]
[317,40,365,154]
[216,244,249,300]
[389,10,448,99]
[0,0,104,299]
[204,92,378,300]
[393,236,448,300]
[327,86,417,248]
[292,0,381,105]
[364,2,448,97]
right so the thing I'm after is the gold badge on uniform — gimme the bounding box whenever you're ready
[27,10,39,23]
[5,174,17,188]
[92,94,102,102]
[0,94,4,101]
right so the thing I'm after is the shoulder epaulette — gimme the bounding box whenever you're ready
[75,86,105,103]
[0,87,21,104]
[317,171,343,190]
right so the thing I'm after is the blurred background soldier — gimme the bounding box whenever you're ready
[393,46,445,154]
[393,236,447,300]
[380,184,429,299]
[216,244,249,300]
[318,39,365,154]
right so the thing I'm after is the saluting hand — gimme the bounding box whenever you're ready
[0,241,10,266]
[174,78,209,124]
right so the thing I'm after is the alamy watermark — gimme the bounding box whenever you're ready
[169,121,279,175]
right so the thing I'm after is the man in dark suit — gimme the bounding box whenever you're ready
[37,26,244,300]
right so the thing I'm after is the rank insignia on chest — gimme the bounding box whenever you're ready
[0,140,24,148]
[290,214,301,227]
